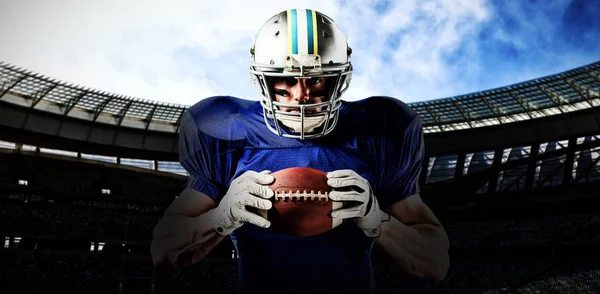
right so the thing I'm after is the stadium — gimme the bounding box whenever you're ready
[1,59,599,293]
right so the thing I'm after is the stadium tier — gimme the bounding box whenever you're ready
[2,61,599,134]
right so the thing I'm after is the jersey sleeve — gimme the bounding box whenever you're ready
[178,110,224,201]
[377,106,425,210]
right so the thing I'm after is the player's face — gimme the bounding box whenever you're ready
[272,77,331,113]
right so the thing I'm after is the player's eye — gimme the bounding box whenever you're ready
[274,89,289,96]
[308,77,324,86]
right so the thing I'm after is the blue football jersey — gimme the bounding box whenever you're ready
[179,96,424,293]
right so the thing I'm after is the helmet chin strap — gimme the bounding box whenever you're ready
[277,115,327,133]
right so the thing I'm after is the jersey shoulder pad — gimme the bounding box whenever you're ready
[359,96,418,120]
[341,96,419,131]
[186,96,259,140]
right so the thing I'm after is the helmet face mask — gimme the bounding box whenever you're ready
[249,9,353,140]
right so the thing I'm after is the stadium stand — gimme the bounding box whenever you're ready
[1,61,599,293]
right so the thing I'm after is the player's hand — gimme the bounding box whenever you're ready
[209,170,275,235]
[327,169,390,238]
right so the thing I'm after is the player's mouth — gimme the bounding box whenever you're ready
[287,109,319,114]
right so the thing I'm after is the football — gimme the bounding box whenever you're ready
[257,167,344,236]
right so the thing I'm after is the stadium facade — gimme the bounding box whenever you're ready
[1,61,599,293]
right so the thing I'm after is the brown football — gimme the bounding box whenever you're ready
[256,167,344,237]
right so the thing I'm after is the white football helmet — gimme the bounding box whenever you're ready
[249,9,353,139]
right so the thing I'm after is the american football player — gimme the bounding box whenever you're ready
[151,8,449,293]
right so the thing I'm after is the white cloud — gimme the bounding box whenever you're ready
[0,0,500,105]
[334,0,492,101]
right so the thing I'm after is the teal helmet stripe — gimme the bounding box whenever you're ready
[290,9,298,54]
[306,9,315,54]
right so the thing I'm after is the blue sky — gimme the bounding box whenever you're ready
[0,0,598,105]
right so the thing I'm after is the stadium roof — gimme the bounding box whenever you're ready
[1,61,599,134]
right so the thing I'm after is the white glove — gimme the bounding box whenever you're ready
[209,170,275,235]
[327,169,391,238]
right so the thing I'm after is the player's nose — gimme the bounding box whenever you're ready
[290,80,313,103]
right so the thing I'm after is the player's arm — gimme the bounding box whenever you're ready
[328,172,449,280]
[374,194,450,280]
[150,188,226,269]
[151,170,275,269]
